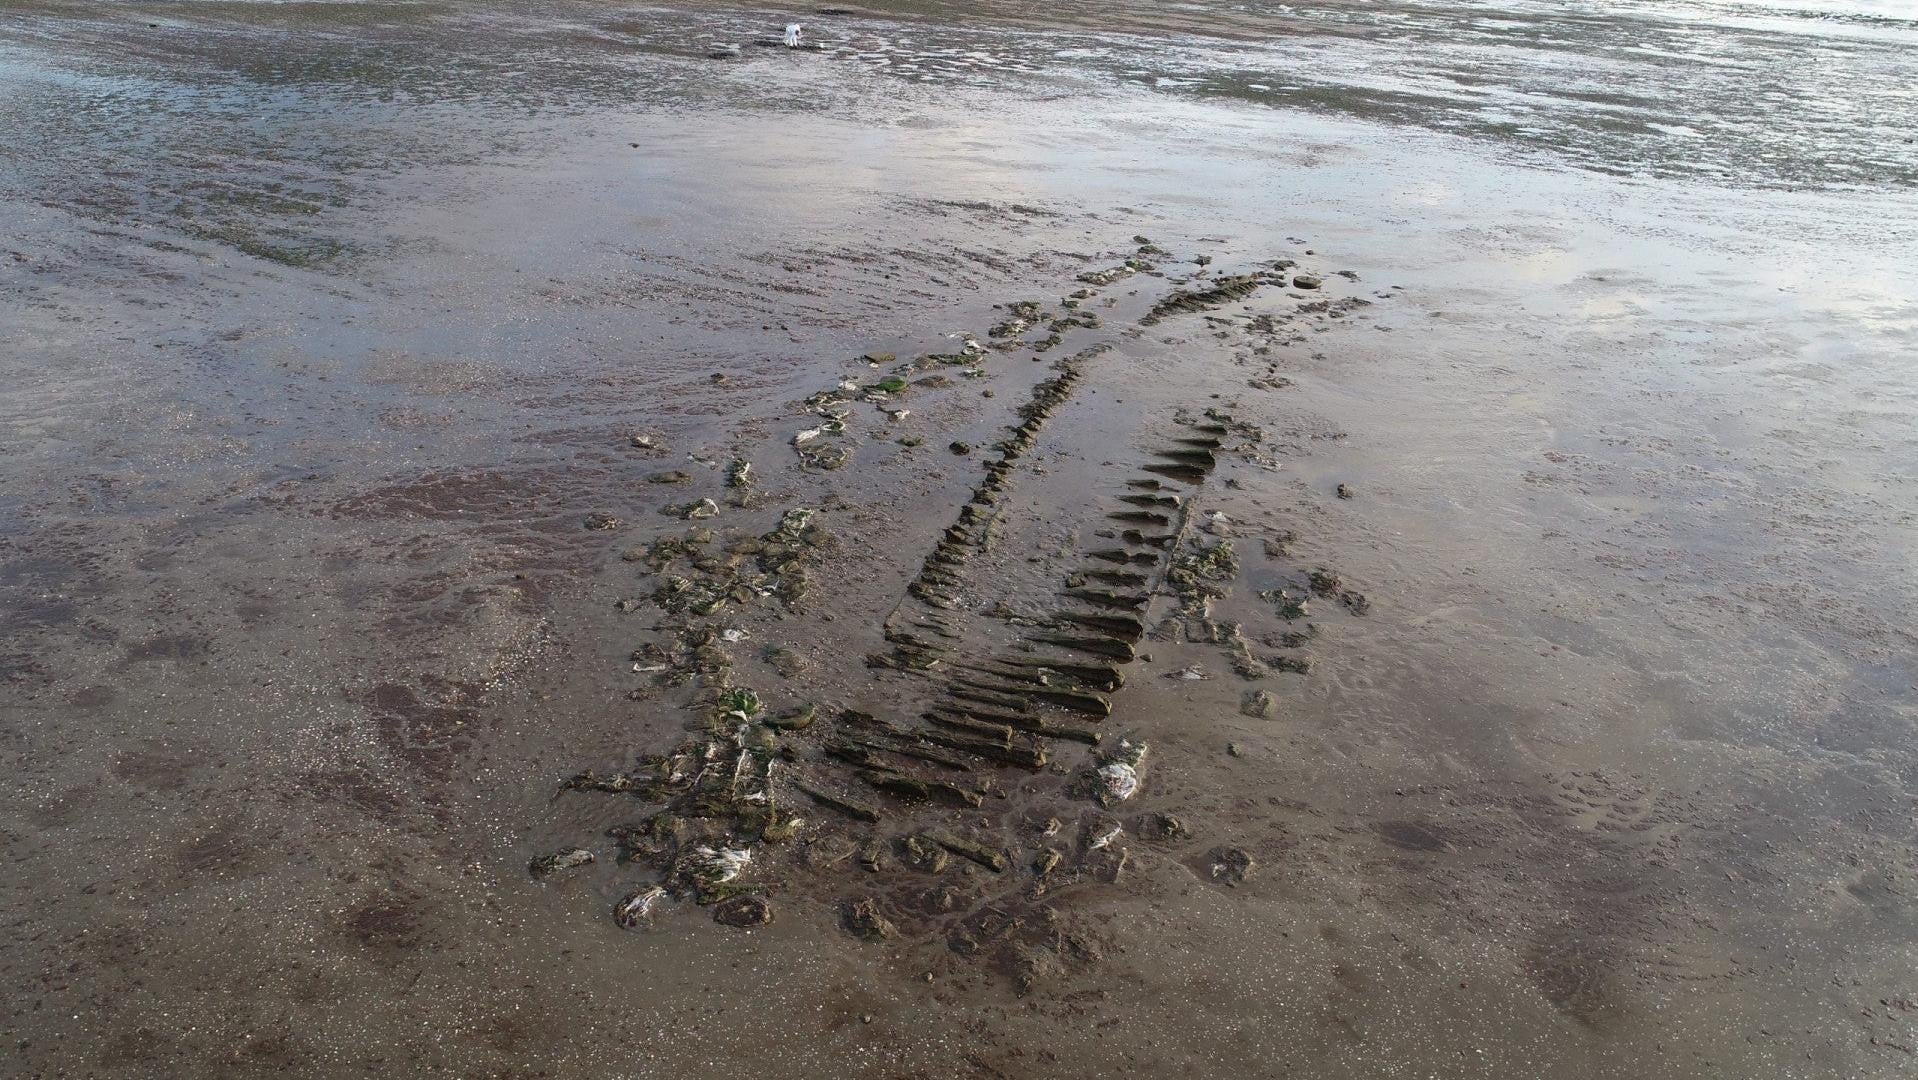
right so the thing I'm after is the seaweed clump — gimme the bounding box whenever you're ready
[637,507,834,617]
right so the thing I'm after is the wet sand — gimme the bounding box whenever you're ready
[3,0,1916,1076]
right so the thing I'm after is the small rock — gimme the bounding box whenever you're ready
[528,848,595,879]
[1292,274,1323,290]
[1208,846,1255,886]
[1263,628,1315,649]
[631,433,663,450]
[646,470,692,484]
[1335,482,1354,499]
[763,646,805,679]
[901,834,950,873]
[1240,689,1276,719]
[1227,742,1245,757]
[1135,811,1188,843]
[712,894,774,928]
[613,885,667,928]
[949,441,972,455]
[842,896,897,940]
[583,513,620,531]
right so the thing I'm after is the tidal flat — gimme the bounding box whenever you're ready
[2,0,1916,1075]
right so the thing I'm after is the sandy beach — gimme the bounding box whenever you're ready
[3,0,1916,1075]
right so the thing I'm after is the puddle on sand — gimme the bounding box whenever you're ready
[2,0,1916,1076]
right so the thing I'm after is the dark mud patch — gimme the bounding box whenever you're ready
[67,684,117,708]
[329,468,571,525]
[233,1031,314,1070]
[122,632,214,665]
[356,680,484,781]
[1366,780,1694,1028]
[111,748,194,792]
[339,888,431,956]
[1525,921,1627,1027]
[0,590,79,641]
[0,649,52,688]
[0,547,100,638]
[175,816,259,876]
[1372,819,1458,853]
[470,1003,569,1056]
[97,1027,172,1070]
[300,768,408,821]
[307,464,625,628]
[26,783,94,828]
[233,592,280,624]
